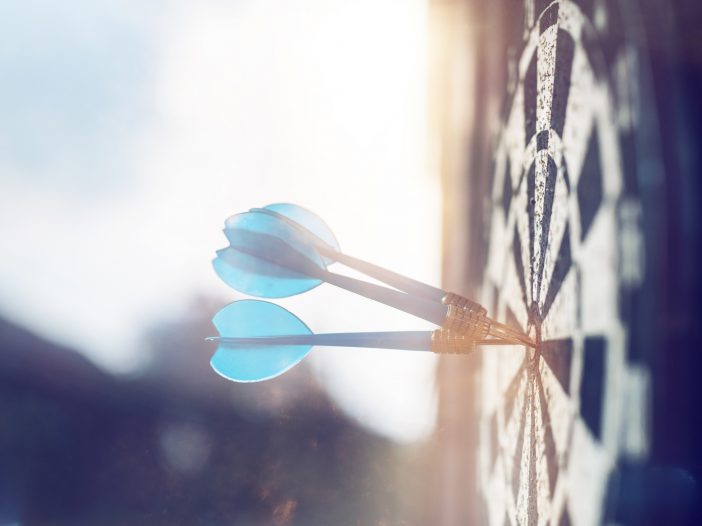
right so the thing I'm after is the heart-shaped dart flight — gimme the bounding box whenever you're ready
[208,299,518,383]
[213,205,334,299]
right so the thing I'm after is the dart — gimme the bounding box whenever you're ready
[215,236,447,326]
[208,300,520,383]
[248,203,446,303]
[213,204,534,347]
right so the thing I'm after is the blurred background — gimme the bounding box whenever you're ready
[0,1,442,524]
[1,0,702,525]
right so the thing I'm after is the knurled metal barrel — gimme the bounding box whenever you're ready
[430,328,476,354]
[441,292,491,340]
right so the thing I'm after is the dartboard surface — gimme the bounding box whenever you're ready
[477,1,650,524]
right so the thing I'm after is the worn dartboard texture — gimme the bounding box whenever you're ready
[478,1,649,525]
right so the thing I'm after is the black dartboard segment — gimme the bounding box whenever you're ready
[577,127,604,241]
[478,1,650,525]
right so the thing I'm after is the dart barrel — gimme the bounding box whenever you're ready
[436,292,535,350]
[430,328,476,354]
[440,292,490,339]
[430,293,488,354]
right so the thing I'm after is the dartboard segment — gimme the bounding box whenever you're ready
[478,1,649,525]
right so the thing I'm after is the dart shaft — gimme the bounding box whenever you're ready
[320,246,446,302]
[252,207,447,301]
[212,331,433,351]
[210,333,526,353]
[319,269,448,326]
[228,229,449,325]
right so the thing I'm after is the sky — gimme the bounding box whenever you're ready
[0,0,441,443]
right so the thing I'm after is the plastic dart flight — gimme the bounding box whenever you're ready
[212,203,534,348]
[208,300,520,383]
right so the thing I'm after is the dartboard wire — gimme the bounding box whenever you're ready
[495,359,526,524]
[512,358,556,525]
[487,216,579,523]
[510,367,530,521]
[534,372,558,523]
[559,49,599,189]
[479,3,649,525]
[539,268,578,342]
[516,1,609,103]
[531,19,580,317]
[575,210,629,453]
[536,360,571,523]
[494,332,578,525]
[487,134,541,526]
[498,209,532,330]
[490,332,577,525]
[566,216,623,523]
[513,195,533,311]
[524,152,571,323]
[494,356,526,511]
[564,413,616,525]
[525,372,539,525]
[538,342,577,450]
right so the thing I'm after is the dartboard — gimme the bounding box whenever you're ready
[477,1,650,524]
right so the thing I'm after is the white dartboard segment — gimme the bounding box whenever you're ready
[477,1,649,525]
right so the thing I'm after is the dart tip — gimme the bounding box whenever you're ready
[518,335,537,348]
[486,317,536,348]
